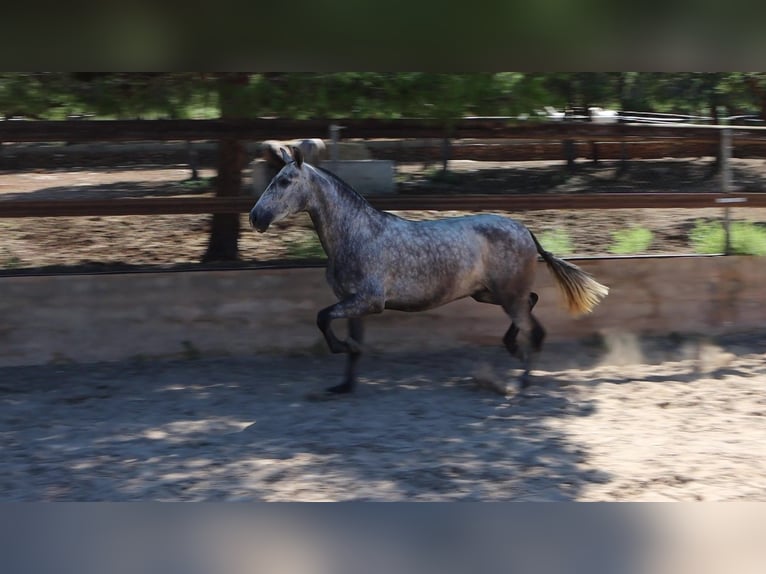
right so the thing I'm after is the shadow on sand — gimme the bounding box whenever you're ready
[1,349,606,501]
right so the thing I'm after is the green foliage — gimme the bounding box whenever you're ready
[542,72,622,109]
[609,227,653,254]
[1,243,21,269]
[0,72,218,120]
[690,220,725,254]
[731,222,766,255]
[538,229,573,256]
[2,254,21,269]
[424,166,461,183]
[285,234,326,260]
[178,176,215,192]
[0,72,762,121]
[690,220,766,255]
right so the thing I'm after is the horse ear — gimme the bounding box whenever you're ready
[262,144,285,169]
[279,146,292,166]
[291,145,304,168]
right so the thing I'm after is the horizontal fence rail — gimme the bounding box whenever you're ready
[1,118,763,265]
[4,118,766,144]
[2,193,765,218]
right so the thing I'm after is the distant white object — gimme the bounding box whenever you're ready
[543,106,565,121]
[589,107,619,124]
[251,138,328,196]
[261,138,327,167]
[323,159,396,195]
[539,105,618,123]
[249,139,378,195]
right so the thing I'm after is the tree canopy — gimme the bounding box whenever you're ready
[1,72,763,121]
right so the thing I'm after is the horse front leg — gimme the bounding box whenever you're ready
[317,294,382,393]
[330,318,364,394]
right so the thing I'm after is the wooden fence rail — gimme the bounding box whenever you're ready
[4,118,766,144]
[1,119,764,256]
[1,193,764,218]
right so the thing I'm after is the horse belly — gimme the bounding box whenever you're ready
[383,259,484,312]
[384,297,450,312]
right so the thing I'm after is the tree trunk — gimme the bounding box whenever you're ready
[202,73,249,262]
[563,139,576,171]
[202,137,243,262]
[441,135,451,173]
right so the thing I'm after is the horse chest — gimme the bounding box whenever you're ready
[325,255,371,293]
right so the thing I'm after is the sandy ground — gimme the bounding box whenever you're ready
[1,333,764,501]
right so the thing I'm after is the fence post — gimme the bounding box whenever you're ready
[186,141,199,181]
[202,137,243,262]
[329,124,342,164]
[563,138,576,170]
[441,132,451,173]
[720,127,732,254]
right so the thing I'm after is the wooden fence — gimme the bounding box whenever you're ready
[1,193,765,219]
[3,117,766,143]
[1,119,764,254]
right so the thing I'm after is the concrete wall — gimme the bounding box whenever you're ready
[0,256,764,367]
[321,160,396,195]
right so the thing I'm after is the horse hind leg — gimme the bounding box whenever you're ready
[503,292,543,356]
[527,293,546,353]
[501,296,538,390]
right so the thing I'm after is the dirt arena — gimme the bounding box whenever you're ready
[1,156,764,501]
[1,332,764,501]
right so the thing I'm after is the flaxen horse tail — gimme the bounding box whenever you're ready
[529,231,609,316]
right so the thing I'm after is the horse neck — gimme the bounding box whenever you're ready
[305,166,384,256]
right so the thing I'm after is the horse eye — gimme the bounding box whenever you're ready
[277,176,292,187]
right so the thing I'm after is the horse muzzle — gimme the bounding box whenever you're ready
[249,207,273,233]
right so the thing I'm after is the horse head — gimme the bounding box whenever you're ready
[250,145,310,232]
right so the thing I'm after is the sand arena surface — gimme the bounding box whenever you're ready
[2,334,764,501]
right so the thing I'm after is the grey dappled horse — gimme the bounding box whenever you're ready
[250,146,609,394]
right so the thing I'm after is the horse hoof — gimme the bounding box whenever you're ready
[304,383,354,401]
[326,382,355,394]
[518,373,532,390]
[305,390,344,402]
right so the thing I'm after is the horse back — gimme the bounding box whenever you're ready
[334,214,535,310]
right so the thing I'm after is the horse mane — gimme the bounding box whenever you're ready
[313,165,381,212]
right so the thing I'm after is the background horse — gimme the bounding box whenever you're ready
[261,139,326,178]
[251,138,327,196]
[250,146,609,394]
